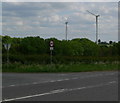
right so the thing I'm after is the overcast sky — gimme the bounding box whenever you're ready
[2,2,118,42]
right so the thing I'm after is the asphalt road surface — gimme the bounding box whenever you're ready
[2,71,118,102]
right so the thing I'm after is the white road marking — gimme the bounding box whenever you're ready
[3,81,117,102]
[109,81,116,84]
[2,72,117,88]
[49,80,55,82]
[63,78,69,80]
[57,79,64,82]
[33,82,38,84]
[3,89,66,102]
[9,85,15,87]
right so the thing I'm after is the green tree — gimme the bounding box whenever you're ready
[70,39,84,56]
[79,38,99,56]
[2,36,12,44]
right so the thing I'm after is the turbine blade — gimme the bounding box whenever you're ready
[86,10,96,16]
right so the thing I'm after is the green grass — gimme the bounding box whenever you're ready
[2,63,119,73]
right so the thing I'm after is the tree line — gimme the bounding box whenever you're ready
[2,35,120,64]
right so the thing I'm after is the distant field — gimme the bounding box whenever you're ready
[2,63,119,73]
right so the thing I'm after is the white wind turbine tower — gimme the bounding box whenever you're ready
[87,10,100,44]
[65,17,68,41]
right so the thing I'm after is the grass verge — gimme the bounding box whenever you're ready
[2,63,119,73]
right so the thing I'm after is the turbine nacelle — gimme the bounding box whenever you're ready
[65,21,68,24]
[96,15,100,17]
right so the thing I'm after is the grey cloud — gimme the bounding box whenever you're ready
[2,2,54,17]
[2,2,118,42]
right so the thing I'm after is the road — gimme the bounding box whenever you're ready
[2,71,118,102]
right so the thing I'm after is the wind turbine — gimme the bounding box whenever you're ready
[87,10,100,44]
[65,17,68,41]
